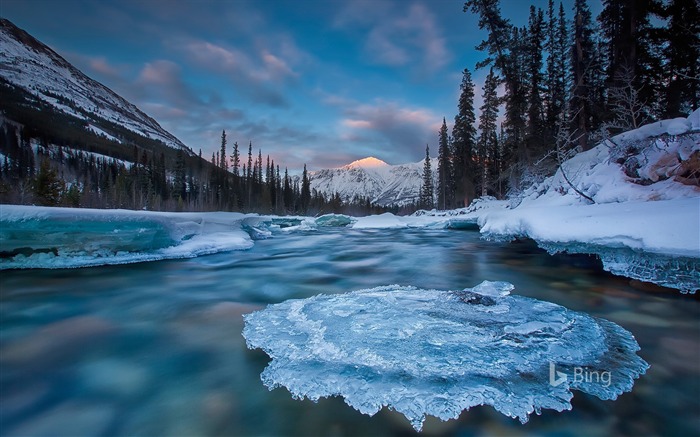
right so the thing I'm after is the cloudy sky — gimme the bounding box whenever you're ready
[3,0,583,172]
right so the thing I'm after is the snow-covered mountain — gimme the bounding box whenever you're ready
[0,18,189,153]
[310,156,438,206]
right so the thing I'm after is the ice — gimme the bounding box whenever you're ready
[539,242,700,293]
[351,212,408,229]
[0,205,253,269]
[315,214,355,227]
[243,281,649,431]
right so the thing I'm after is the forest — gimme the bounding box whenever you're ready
[421,0,698,211]
[1,0,698,215]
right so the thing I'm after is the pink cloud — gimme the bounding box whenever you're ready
[343,119,373,129]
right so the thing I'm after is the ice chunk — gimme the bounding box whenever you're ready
[243,281,649,431]
[315,214,355,227]
[351,213,407,229]
[470,280,514,297]
[539,242,699,293]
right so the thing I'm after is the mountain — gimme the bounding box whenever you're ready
[310,156,438,206]
[0,18,190,154]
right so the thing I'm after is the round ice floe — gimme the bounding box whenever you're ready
[243,281,649,431]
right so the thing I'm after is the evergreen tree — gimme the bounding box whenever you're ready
[478,68,500,197]
[599,0,665,121]
[452,68,477,207]
[301,164,311,213]
[436,118,453,210]
[283,167,292,212]
[231,141,240,177]
[173,148,186,200]
[571,0,599,148]
[419,144,434,209]
[525,6,546,160]
[663,0,700,116]
[34,158,63,206]
[503,26,529,184]
[220,130,227,170]
[247,142,253,180]
[257,150,263,186]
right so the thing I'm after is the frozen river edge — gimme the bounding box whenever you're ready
[1,200,698,292]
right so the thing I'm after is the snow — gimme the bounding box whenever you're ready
[413,113,700,292]
[0,205,254,269]
[477,198,699,257]
[1,113,697,288]
[310,157,439,206]
[344,156,389,169]
[243,281,649,431]
[0,20,189,152]
[351,212,407,229]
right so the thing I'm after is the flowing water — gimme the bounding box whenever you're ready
[1,228,698,436]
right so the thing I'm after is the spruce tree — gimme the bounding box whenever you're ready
[231,142,240,177]
[419,144,434,210]
[571,0,598,148]
[436,118,452,210]
[283,167,292,212]
[247,142,253,180]
[34,159,64,206]
[220,130,227,170]
[478,68,500,197]
[664,0,700,116]
[599,0,665,122]
[452,68,477,207]
[301,164,311,214]
[525,6,546,161]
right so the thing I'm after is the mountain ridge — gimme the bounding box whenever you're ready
[310,156,438,206]
[0,18,190,154]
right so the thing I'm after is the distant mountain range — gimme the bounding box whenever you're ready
[0,18,190,153]
[310,156,438,207]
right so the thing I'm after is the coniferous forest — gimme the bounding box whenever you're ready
[426,0,698,210]
[2,0,699,215]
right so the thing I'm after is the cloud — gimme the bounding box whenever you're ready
[178,39,300,107]
[335,1,450,74]
[325,95,442,163]
[134,60,204,109]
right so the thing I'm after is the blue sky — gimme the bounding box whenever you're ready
[3,0,589,172]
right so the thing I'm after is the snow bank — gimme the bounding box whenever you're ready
[244,281,648,431]
[415,112,700,292]
[0,205,254,269]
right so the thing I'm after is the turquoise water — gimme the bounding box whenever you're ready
[1,228,698,436]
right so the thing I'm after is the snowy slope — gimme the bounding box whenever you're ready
[0,19,189,153]
[310,156,438,206]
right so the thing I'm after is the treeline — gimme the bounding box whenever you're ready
[0,122,385,216]
[422,0,699,210]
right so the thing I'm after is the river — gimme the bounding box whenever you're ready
[1,228,698,436]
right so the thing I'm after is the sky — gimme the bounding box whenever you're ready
[2,0,592,172]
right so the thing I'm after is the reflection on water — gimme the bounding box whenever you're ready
[1,229,698,436]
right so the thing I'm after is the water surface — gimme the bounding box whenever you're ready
[1,229,698,436]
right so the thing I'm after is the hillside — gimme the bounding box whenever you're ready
[0,18,190,155]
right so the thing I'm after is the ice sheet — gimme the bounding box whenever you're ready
[243,281,649,431]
